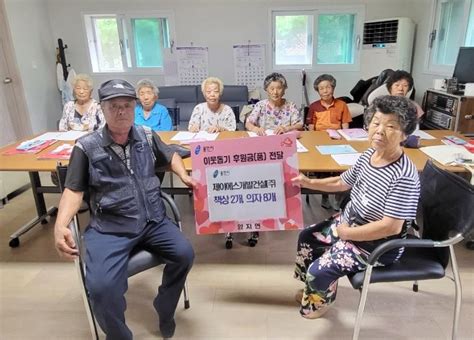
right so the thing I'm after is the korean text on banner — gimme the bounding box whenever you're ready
[190,134,304,235]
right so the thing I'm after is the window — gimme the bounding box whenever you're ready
[84,12,173,73]
[271,6,364,71]
[427,0,474,74]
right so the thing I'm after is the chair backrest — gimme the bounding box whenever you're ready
[156,98,180,130]
[420,160,474,242]
[367,83,414,106]
[360,69,394,106]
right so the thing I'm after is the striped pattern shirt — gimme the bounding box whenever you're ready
[341,148,420,225]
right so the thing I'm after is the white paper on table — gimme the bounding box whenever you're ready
[194,131,219,141]
[56,131,89,140]
[331,153,362,166]
[30,131,88,141]
[171,131,197,142]
[247,129,275,137]
[420,145,473,165]
[411,130,435,140]
[29,132,62,141]
[296,140,308,153]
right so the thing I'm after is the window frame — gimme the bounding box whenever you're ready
[425,0,473,76]
[83,10,175,75]
[270,5,365,72]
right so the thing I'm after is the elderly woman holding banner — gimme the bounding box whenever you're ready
[292,95,420,319]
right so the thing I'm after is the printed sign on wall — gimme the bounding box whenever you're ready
[190,134,303,235]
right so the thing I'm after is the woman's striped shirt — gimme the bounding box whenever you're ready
[341,148,420,225]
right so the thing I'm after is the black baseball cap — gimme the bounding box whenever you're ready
[98,79,137,101]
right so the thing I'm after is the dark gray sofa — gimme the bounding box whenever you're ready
[158,85,248,129]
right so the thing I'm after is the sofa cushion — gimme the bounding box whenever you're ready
[197,85,248,110]
[158,86,198,123]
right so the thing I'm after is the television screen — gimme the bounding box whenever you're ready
[452,47,474,85]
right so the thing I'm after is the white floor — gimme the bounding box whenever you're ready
[0,179,473,339]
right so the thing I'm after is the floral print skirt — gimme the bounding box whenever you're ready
[294,218,388,317]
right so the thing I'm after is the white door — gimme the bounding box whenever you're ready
[0,1,32,147]
[0,36,18,147]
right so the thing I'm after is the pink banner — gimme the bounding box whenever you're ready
[190,134,303,235]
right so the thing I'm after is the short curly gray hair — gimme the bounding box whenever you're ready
[72,74,93,90]
[313,74,336,91]
[365,95,418,135]
[136,79,159,96]
[201,77,224,96]
[263,72,287,91]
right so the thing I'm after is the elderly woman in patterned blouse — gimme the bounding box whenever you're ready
[58,74,104,132]
[245,72,303,135]
[188,77,236,133]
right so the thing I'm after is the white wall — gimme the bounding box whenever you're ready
[5,0,61,133]
[45,0,419,105]
[5,0,445,131]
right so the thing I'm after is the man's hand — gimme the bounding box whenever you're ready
[54,225,78,260]
[180,173,197,189]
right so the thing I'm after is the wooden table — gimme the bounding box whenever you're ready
[0,130,468,247]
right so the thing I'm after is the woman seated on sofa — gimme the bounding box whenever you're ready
[58,73,104,132]
[135,79,173,131]
[245,72,303,135]
[188,77,236,133]
[292,95,420,319]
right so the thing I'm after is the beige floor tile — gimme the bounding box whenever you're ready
[0,187,473,339]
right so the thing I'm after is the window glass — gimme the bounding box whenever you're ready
[465,2,474,45]
[275,15,312,65]
[132,18,166,68]
[434,0,466,65]
[317,14,355,64]
[93,17,123,72]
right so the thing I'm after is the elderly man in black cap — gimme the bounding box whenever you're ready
[54,79,195,339]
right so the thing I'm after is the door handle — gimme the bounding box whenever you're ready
[3,77,12,84]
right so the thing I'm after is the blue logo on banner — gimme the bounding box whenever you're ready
[195,145,201,155]
[213,169,219,178]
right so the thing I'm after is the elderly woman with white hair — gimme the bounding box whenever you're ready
[245,72,303,135]
[188,77,236,133]
[59,74,104,131]
[135,79,172,131]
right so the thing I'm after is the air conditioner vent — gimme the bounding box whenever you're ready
[363,19,398,44]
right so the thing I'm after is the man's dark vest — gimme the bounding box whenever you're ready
[79,126,166,234]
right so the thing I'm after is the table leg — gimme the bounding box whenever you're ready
[8,171,59,247]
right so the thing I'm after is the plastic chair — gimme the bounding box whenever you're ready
[56,165,190,340]
[348,160,474,340]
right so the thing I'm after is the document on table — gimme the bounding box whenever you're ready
[316,145,357,155]
[331,153,362,166]
[247,129,275,137]
[30,131,88,141]
[420,145,473,165]
[411,130,435,140]
[171,131,219,143]
[296,140,308,153]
